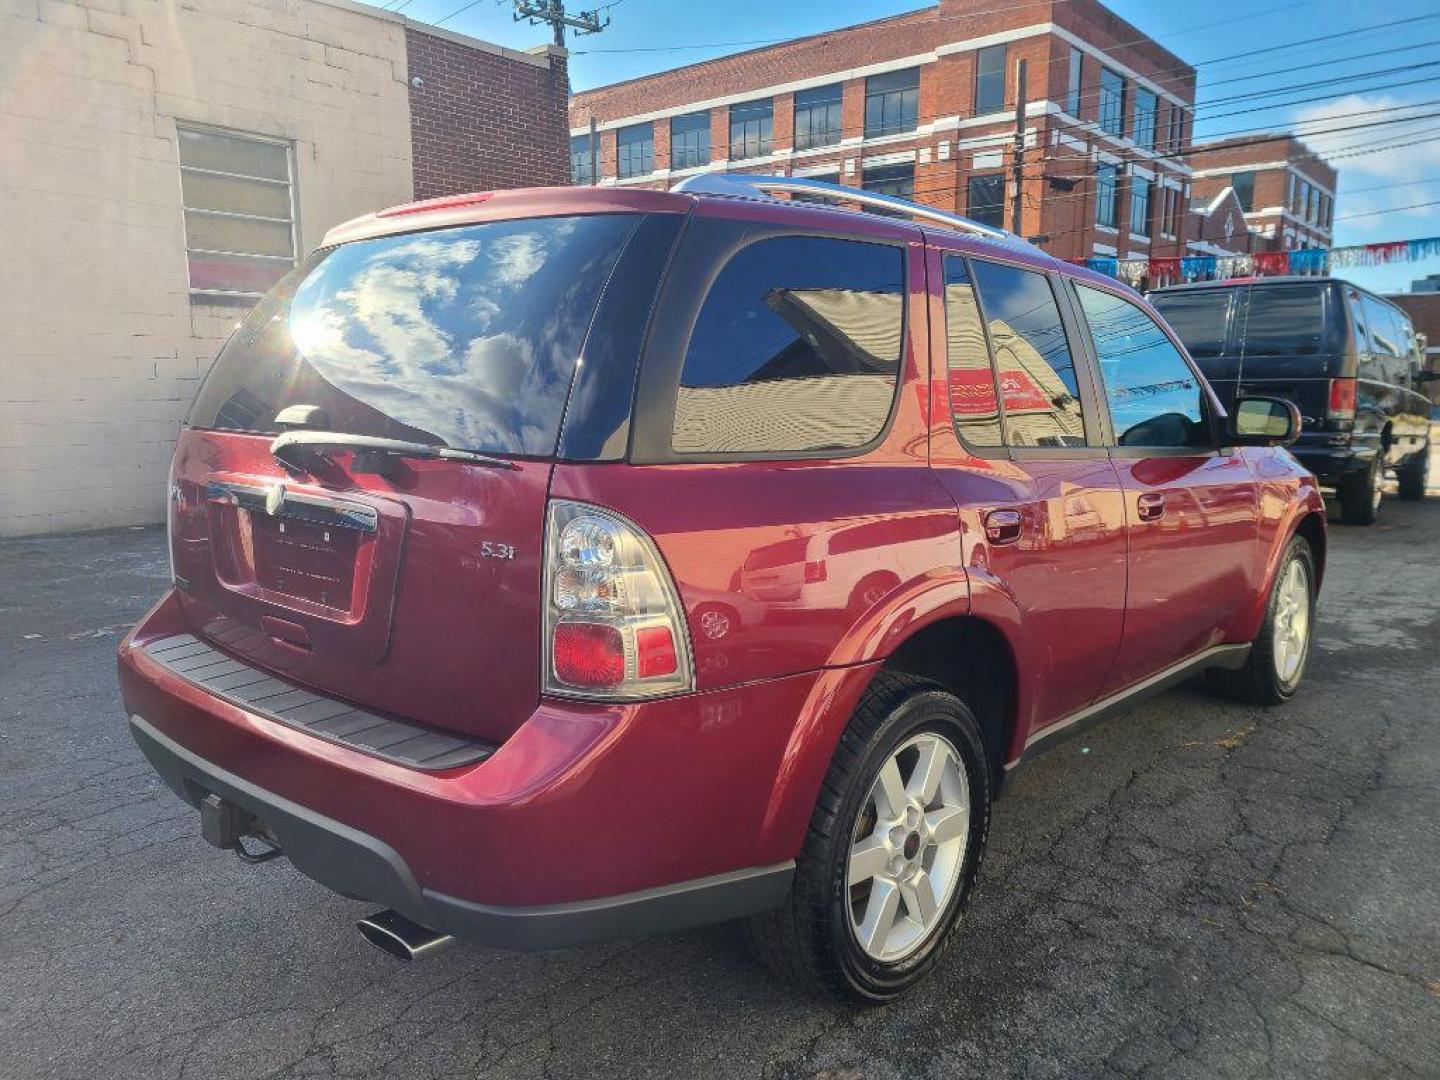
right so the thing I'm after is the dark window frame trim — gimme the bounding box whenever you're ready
[629,216,920,465]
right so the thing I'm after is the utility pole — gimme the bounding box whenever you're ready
[1010,58,1027,236]
[589,116,598,186]
[512,0,609,49]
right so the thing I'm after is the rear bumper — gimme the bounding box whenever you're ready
[1290,439,1376,486]
[129,714,791,949]
[117,592,870,948]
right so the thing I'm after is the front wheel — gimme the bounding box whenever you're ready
[1209,536,1317,706]
[749,673,991,1003]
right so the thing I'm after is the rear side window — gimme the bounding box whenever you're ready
[1362,294,1403,359]
[1236,285,1328,357]
[188,214,639,456]
[942,257,1003,448]
[1077,285,1210,449]
[1149,289,1233,358]
[970,260,1086,448]
[672,236,904,454]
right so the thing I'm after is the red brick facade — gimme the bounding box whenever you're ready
[569,0,1198,263]
[407,27,570,199]
[1188,134,1337,253]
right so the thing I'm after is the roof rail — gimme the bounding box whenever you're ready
[672,173,1029,245]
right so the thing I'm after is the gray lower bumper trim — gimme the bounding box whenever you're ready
[128,714,793,950]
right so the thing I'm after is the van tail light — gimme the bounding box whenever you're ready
[1327,377,1356,420]
[543,500,693,699]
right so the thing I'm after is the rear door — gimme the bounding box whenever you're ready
[168,210,652,743]
[927,248,1128,729]
[1071,282,1261,690]
[1231,282,1340,435]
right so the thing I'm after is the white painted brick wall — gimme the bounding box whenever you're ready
[0,0,415,536]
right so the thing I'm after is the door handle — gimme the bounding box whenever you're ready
[1136,492,1166,522]
[983,508,1023,545]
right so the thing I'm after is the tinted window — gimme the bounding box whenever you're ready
[1232,171,1254,212]
[730,99,773,160]
[967,175,1005,229]
[1150,289,1233,358]
[1132,88,1157,150]
[670,112,711,169]
[1096,163,1118,227]
[673,236,904,454]
[1363,295,1402,358]
[569,134,595,184]
[617,123,654,178]
[1130,176,1151,236]
[1066,48,1082,115]
[943,257,1002,447]
[189,214,638,456]
[1078,286,1209,449]
[1099,68,1124,136]
[975,45,1007,114]
[971,261,1086,448]
[1238,285,1327,356]
[865,68,920,137]
[862,163,915,199]
[795,84,843,149]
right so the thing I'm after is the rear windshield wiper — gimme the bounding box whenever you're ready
[270,430,519,471]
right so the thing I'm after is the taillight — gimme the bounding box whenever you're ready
[1328,377,1356,420]
[543,500,694,699]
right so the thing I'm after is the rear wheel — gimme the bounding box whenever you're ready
[1209,536,1316,706]
[749,673,990,1004]
[1338,454,1383,525]
[1398,443,1430,501]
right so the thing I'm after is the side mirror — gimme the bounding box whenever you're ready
[1231,395,1301,447]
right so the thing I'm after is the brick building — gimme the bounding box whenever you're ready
[1188,134,1337,252]
[569,0,1197,265]
[1,0,568,536]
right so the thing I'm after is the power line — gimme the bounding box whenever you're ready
[1335,198,1440,222]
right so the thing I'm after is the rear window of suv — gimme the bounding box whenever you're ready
[1237,284,1329,357]
[187,213,640,457]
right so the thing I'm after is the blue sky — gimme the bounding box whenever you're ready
[380,0,1440,294]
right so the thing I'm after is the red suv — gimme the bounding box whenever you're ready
[118,175,1325,1002]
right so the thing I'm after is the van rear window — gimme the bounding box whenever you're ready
[188,214,640,456]
[1150,289,1232,358]
[1237,285,1328,357]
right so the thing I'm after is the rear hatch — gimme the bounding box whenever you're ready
[1153,282,1342,426]
[168,210,644,743]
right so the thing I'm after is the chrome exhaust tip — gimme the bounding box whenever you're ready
[357,909,454,962]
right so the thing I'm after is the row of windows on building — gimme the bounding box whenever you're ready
[1229,169,1334,229]
[1093,166,1186,238]
[575,43,1190,183]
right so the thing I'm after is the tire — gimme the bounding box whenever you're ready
[1209,536,1317,706]
[748,672,991,1004]
[1397,443,1430,501]
[1338,453,1383,525]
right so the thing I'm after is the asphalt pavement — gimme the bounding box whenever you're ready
[2,479,1438,1079]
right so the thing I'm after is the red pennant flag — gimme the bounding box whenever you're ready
[1149,257,1181,278]
[1254,251,1289,275]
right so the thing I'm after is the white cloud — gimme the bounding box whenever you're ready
[1292,93,1440,182]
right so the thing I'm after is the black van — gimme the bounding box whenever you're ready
[1151,277,1434,524]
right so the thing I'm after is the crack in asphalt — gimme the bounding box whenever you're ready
[2,512,1438,1080]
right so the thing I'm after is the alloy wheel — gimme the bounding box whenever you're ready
[1272,558,1312,685]
[846,732,970,963]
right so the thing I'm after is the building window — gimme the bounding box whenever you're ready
[1297,179,1310,217]
[670,112,711,170]
[794,84,844,150]
[862,162,915,199]
[1130,176,1151,237]
[178,125,296,299]
[570,134,595,184]
[1165,105,1186,152]
[975,45,1007,115]
[1132,88,1157,151]
[865,68,920,137]
[1309,186,1321,225]
[729,99,773,160]
[1066,47,1083,116]
[1095,163,1118,228]
[967,175,1005,229]
[1098,67,1125,136]
[1322,193,1333,228]
[790,172,844,205]
[616,122,654,179]
[1232,171,1255,212]
[673,234,904,454]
